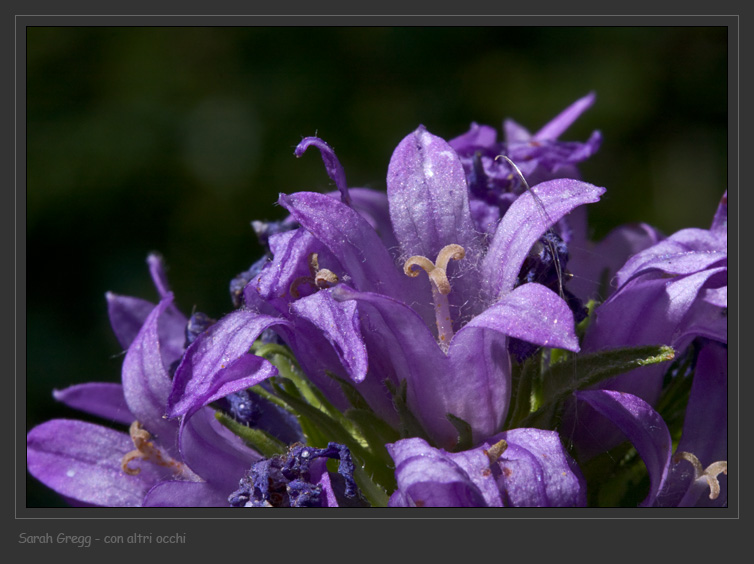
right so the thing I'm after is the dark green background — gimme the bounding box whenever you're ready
[25,26,727,506]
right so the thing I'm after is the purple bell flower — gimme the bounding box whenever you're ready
[387,429,586,507]
[573,340,727,507]
[172,125,604,452]
[26,255,264,507]
[564,192,727,463]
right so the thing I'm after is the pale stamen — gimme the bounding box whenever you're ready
[673,451,728,500]
[121,421,195,479]
[484,439,508,465]
[290,253,339,298]
[403,244,466,351]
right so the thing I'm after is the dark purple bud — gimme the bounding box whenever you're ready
[184,311,216,348]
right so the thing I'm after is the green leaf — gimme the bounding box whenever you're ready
[214,411,287,458]
[520,344,675,429]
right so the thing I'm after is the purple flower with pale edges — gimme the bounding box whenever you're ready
[26,255,269,507]
[168,125,605,453]
[563,192,727,462]
[387,429,586,507]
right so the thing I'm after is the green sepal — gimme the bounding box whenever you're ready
[345,408,401,452]
[505,352,541,429]
[548,347,570,367]
[520,344,675,429]
[214,411,287,458]
[325,370,373,412]
[575,299,597,340]
[385,379,432,442]
[446,413,474,452]
[248,383,296,414]
[654,344,698,443]
[351,465,390,508]
[270,379,352,448]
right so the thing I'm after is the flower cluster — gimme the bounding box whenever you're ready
[27,93,727,508]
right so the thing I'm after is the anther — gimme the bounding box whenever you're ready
[289,253,339,298]
[673,451,728,500]
[485,439,508,465]
[314,269,339,289]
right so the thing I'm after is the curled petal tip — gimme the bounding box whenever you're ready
[294,136,350,205]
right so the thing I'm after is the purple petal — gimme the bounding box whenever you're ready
[291,289,368,383]
[179,407,260,493]
[387,438,488,507]
[272,322,355,415]
[534,92,596,140]
[615,229,726,287]
[481,178,605,299]
[347,187,400,252]
[503,118,532,143]
[445,326,511,445]
[388,489,410,507]
[567,222,665,302]
[247,228,336,311]
[460,282,579,352]
[332,285,457,446]
[27,420,168,507]
[506,134,602,181]
[334,284,510,448]
[121,294,180,452]
[448,122,498,153]
[295,136,350,205]
[444,446,505,507]
[492,428,586,507]
[143,480,229,507]
[701,284,727,308]
[586,268,728,353]
[387,125,477,259]
[670,342,727,507]
[575,390,672,506]
[53,383,133,426]
[278,191,409,299]
[171,352,278,421]
[387,431,586,508]
[675,283,728,345]
[168,309,288,418]
[106,292,187,367]
[583,266,727,406]
[147,253,172,299]
[308,458,339,507]
[106,293,156,350]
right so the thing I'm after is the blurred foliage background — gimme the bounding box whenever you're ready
[25,26,727,506]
